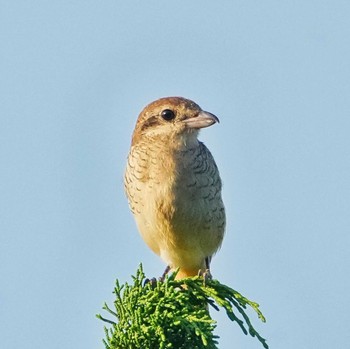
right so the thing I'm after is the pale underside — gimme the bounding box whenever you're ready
[125,138,225,276]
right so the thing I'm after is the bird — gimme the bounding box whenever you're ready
[124,97,225,279]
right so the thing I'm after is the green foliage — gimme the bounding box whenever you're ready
[97,265,268,349]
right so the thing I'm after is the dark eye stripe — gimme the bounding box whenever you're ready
[140,116,160,131]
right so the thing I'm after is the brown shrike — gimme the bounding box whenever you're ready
[124,97,225,279]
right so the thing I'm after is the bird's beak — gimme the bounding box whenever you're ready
[183,111,220,129]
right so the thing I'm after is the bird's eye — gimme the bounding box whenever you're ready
[161,109,176,121]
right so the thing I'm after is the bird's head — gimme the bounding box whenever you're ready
[131,97,219,148]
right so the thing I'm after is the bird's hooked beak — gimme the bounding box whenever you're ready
[183,111,220,129]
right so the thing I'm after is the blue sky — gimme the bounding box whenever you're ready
[1,1,350,348]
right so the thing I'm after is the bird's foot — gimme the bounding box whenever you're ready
[143,277,157,288]
[198,268,212,285]
[144,265,171,287]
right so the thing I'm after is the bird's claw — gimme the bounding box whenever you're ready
[198,268,212,285]
[143,277,157,288]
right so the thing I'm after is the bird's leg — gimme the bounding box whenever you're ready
[198,257,212,285]
[159,265,171,282]
[205,256,210,270]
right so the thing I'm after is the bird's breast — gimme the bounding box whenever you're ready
[125,141,225,262]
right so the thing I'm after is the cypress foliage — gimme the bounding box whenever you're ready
[97,265,268,348]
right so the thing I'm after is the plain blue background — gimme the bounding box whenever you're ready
[1,1,349,348]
